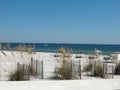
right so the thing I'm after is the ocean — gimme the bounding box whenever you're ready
[1,43,120,55]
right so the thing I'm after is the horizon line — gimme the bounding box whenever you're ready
[1,41,120,45]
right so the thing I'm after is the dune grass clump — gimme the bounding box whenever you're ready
[83,60,104,78]
[58,61,72,80]
[53,62,72,80]
[114,62,120,75]
[9,59,37,81]
[16,44,26,52]
[9,63,27,81]
[93,61,104,78]
[53,47,72,80]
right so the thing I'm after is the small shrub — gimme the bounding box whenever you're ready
[114,62,120,75]
[53,54,61,57]
[88,56,95,60]
[75,55,82,58]
[103,57,111,60]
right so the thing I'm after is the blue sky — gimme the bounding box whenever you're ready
[0,0,120,44]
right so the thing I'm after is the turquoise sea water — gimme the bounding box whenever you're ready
[1,43,120,55]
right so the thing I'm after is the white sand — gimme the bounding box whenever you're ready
[0,80,120,90]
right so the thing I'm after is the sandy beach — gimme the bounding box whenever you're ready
[0,50,120,90]
[0,50,119,80]
[0,80,120,90]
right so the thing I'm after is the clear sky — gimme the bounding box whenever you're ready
[0,0,120,44]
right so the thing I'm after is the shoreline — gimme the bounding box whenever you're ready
[1,42,120,55]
